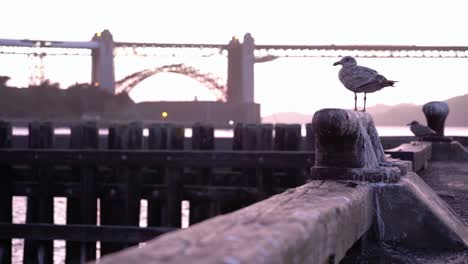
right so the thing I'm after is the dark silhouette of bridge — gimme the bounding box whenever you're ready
[115,64,227,101]
[1,30,468,125]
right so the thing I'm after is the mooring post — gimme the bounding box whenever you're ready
[311,109,403,182]
[0,121,12,264]
[422,101,450,140]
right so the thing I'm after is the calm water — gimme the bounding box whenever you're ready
[10,126,468,137]
[12,198,190,264]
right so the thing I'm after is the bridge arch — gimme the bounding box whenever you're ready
[115,64,227,101]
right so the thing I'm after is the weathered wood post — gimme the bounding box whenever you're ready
[233,123,273,201]
[190,123,214,225]
[24,121,54,264]
[101,123,126,255]
[422,101,450,138]
[126,122,144,233]
[147,124,168,227]
[0,121,12,264]
[101,122,143,255]
[256,124,274,199]
[274,124,303,187]
[305,123,315,151]
[66,121,99,263]
[164,124,184,227]
[239,123,261,189]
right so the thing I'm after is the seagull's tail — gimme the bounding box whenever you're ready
[385,80,397,87]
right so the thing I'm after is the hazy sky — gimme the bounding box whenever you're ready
[2,0,468,116]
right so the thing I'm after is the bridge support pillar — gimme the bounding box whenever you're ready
[227,33,255,104]
[91,30,116,94]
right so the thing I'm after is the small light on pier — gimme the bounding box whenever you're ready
[228,120,234,125]
[162,111,168,118]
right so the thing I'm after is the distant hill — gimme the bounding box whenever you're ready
[369,94,468,126]
[262,93,468,126]
[262,112,313,124]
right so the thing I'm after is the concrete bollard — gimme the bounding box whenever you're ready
[311,109,405,182]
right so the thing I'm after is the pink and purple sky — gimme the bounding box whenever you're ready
[1,0,468,116]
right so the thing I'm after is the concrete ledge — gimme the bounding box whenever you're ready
[97,181,374,264]
[385,141,432,172]
[311,166,402,183]
[374,172,468,249]
[431,141,468,161]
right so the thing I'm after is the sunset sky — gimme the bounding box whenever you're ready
[1,0,468,116]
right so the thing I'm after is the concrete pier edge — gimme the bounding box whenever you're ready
[96,108,468,263]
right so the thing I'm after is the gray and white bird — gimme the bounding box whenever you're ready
[407,120,437,138]
[333,56,397,111]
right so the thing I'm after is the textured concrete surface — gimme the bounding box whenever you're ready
[97,181,374,264]
[373,172,468,249]
[431,141,468,161]
[343,162,468,263]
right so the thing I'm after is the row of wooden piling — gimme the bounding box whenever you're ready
[0,121,314,264]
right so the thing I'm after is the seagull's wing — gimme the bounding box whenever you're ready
[340,65,382,90]
[412,124,438,136]
[426,126,438,135]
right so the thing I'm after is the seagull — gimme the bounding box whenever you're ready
[333,56,397,111]
[407,121,438,138]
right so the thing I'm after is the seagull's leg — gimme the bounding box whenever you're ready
[354,93,357,111]
[363,93,367,112]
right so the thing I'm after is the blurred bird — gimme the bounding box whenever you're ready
[407,120,438,138]
[333,56,397,111]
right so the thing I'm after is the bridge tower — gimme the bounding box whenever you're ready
[91,30,116,94]
[227,33,255,103]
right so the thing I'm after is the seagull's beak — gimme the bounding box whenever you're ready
[333,61,341,66]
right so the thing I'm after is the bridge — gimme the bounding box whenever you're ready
[2,30,468,125]
[2,29,468,99]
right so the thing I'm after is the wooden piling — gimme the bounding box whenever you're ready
[126,122,144,227]
[24,121,54,264]
[257,124,274,199]
[164,124,184,227]
[190,123,214,225]
[305,123,315,151]
[101,122,144,255]
[147,124,168,227]
[0,121,12,264]
[66,121,98,263]
[274,124,304,187]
